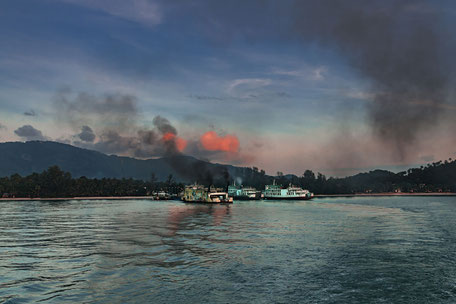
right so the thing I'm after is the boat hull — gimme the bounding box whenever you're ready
[182,196,234,204]
[263,196,313,200]
[232,195,261,201]
[182,199,233,204]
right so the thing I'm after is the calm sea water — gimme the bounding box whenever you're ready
[1,197,456,303]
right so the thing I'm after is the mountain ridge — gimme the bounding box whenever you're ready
[1,141,455,194]
[0,141,251,184]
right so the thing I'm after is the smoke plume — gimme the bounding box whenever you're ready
[291,0,455,159]
[52,90,235,183]
[162,132,187,152]
[78,125,96,143]
[54,90,137,132]
[54,90,184,158]
[153,115,177,135]
[165,153,231,186]
[14,125,48,141]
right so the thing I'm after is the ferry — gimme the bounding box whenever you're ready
[228,182,262,200]
[182,184,233,204]
[263,181,313,200]
[153,191,170,200]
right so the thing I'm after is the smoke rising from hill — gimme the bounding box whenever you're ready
[291,0,455,159]
[54,90,183,157]
[53,90,231,184]
[78,126,96,143]
[14,125,48,141]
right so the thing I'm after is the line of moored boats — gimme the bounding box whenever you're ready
[180,180,313,204]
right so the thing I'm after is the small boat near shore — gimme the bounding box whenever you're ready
[152,191,171,200]
[263,181,313,200]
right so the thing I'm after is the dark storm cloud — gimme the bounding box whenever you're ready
[14,125,48,141]
[78,125,96,143]
[290,0,456,159]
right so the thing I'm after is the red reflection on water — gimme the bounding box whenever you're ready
[167,204,231,235]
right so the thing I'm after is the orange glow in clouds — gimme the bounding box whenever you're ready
[162,132,187,152]
[200,131,240,152]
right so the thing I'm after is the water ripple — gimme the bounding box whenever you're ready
[1,198,456,303]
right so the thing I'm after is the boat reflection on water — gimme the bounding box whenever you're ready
[167,204,232,236]
[95,201,234,271]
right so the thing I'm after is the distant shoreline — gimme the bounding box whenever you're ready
[314,192,456,198]
[0,196,158,202]
[1,193,456,202]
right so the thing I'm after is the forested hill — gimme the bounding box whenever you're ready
[0,141,455,194]
[0,141,178,181]
[277,160,456,194]
[0,141,264,185]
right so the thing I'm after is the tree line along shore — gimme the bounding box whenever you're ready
[1,159,456,199]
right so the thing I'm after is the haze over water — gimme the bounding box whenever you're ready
[1,197,455,303]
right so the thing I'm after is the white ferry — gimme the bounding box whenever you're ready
[263,181,313,200]
[228,182,262,200]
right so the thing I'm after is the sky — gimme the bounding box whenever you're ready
[1,0,456,176]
